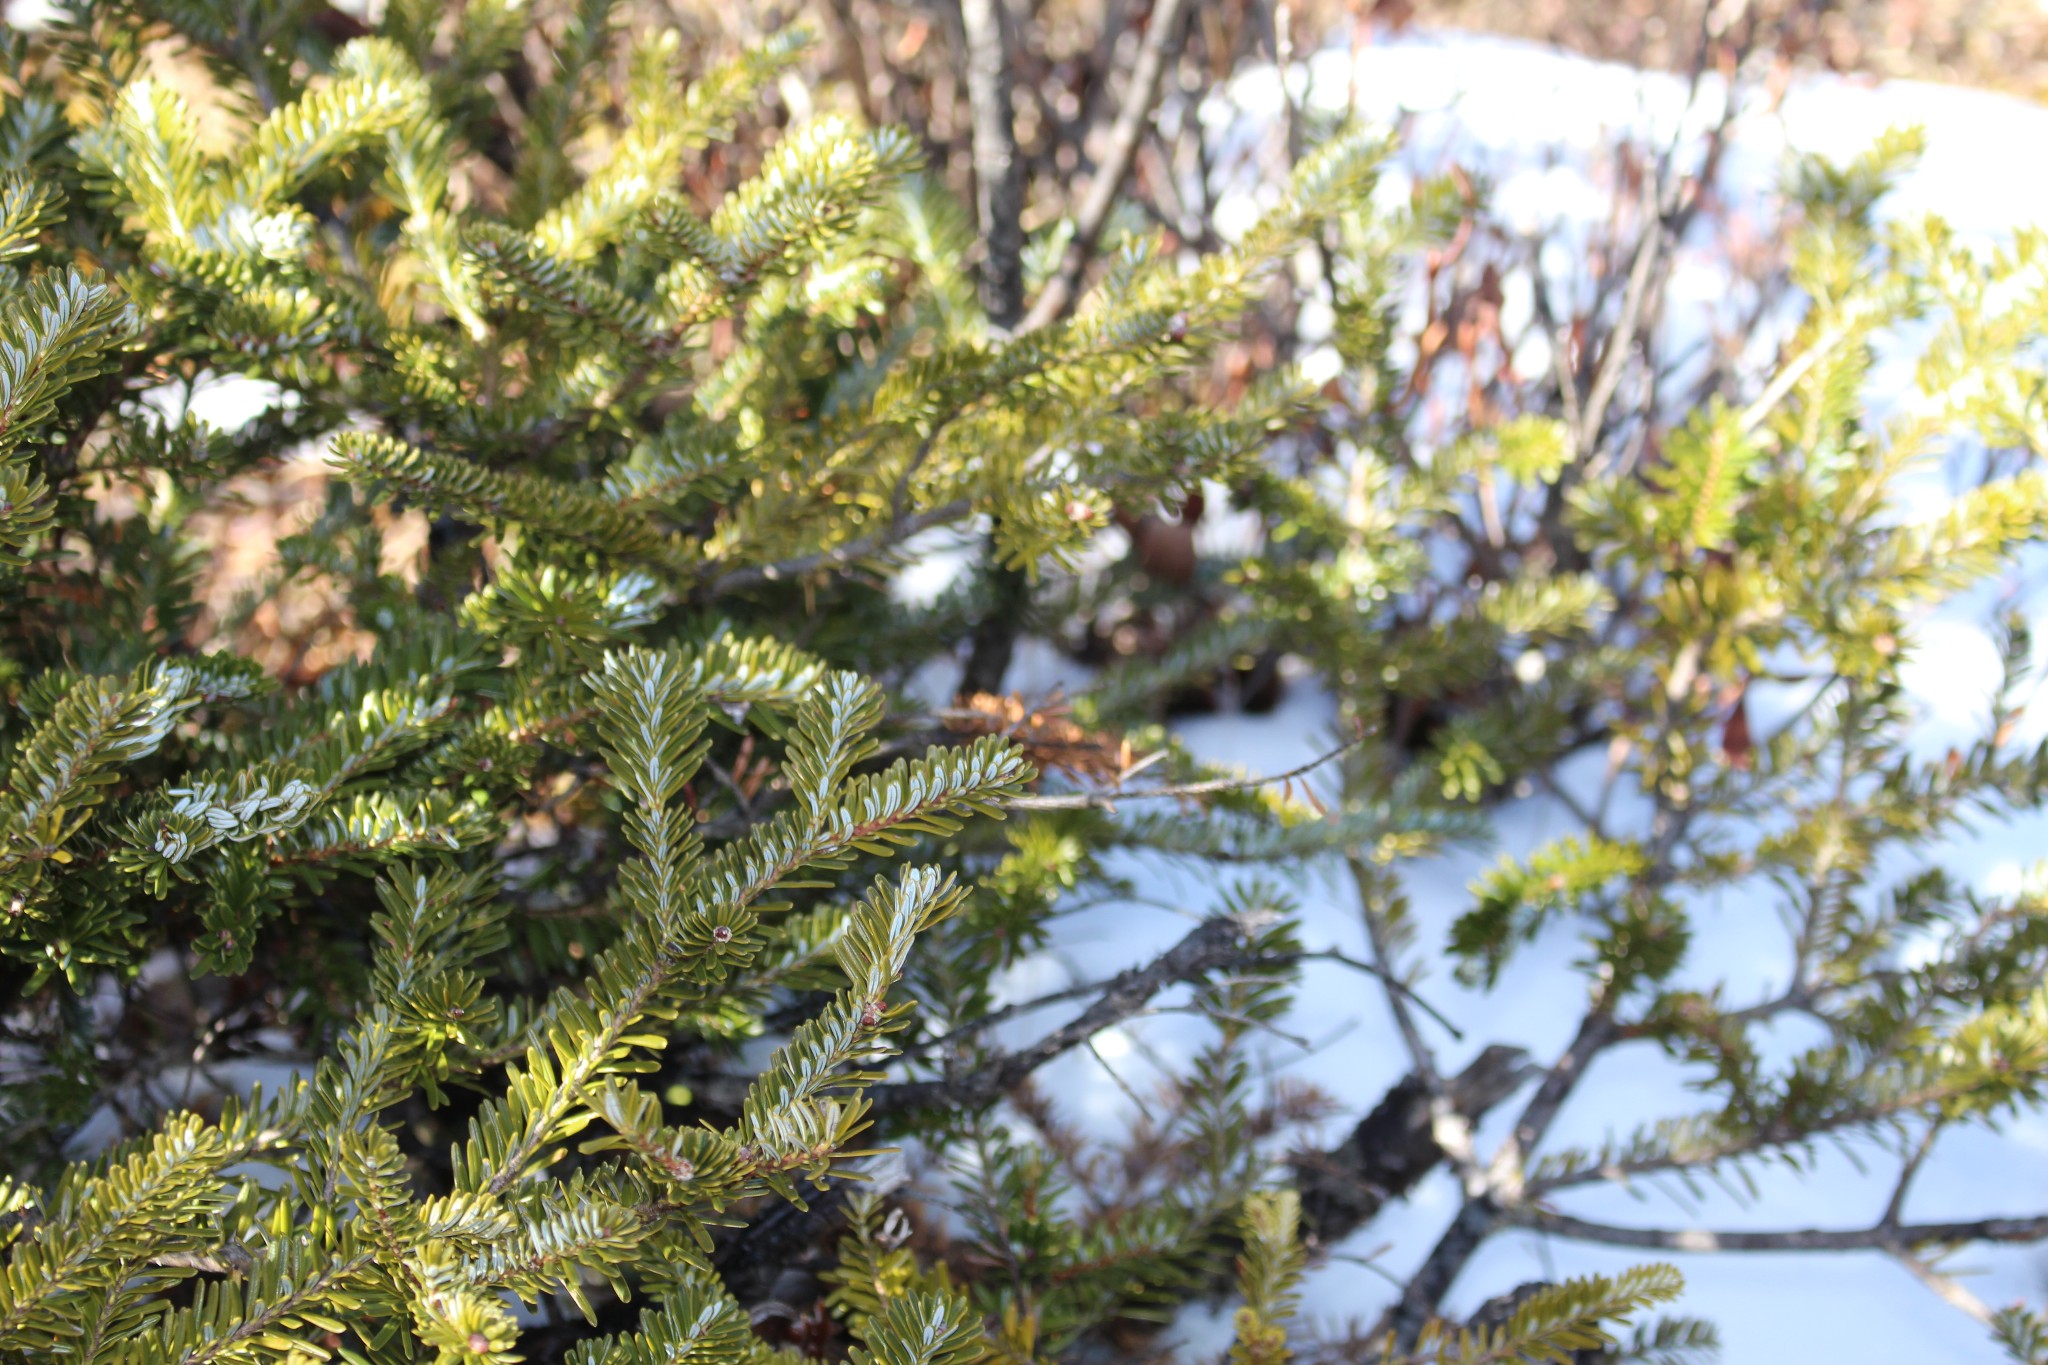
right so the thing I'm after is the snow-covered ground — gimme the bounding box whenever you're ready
[974,29,2048,1365]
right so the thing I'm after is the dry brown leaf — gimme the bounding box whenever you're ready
[943,691,1133,784]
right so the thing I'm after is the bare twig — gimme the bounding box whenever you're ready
[1303,949,1466,1039]
[1015,0,1194,334]
[1005,734,1361,809]
[1534,278,1586,442]
[1507,1206,2048,1253]
[871,912,1261,1112]
[1271,1,1303,168]
[890,937,1463,1078]
[821,0,883,127]
[1734,316,1856,438]
[1881,1120,1944,1231]
[1084,1034,1151,1110]
[1521,1081,1958,1199]
[1347,859,1446,1085]
[1501,1004,1620,1197]
[1345,854,1482,1214]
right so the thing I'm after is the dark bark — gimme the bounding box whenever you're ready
[1387,1006,1617,1349]
[956,554,1031,699]
[956,0,1026,330]
[714,1186,852,1307]
[870,912,1255,1113]
[710,1046,1539,1322]
[950,0,1029,693]
[1290,1044,1533,1249]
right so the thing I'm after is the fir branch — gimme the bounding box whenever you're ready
[1229,1189,1304,1365]
[329,431,682,566]
[456,653,1029,1196]
[873,909,1261,1112]
[0,268,137,463]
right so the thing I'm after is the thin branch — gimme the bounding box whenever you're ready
[890,938,1462,1076]
[1507,1206,2048,1253]
[1521,1083,1958,1198]
[1530,767,1603,836]
[1387,1200,1499,1350]
[1346,854,1471,1186]
[1881,1120,1944,1231]
[1575,182,1669,470]
[1301,950,1466,1039]
[1734,316,1856,439]
[894,977,1127,1065]
[820,0,882,128]
[1084,1033,1151,1111]
[1383,991,1619,1350]
[871,910,1262,1112]
[1714,982,1821,1030]
[957,0,1027,329]
[1351,859,1449,1105]
[1015,0,1194,335]
[1270,1,1303,168]
[1505,1004,1620,1192]
[1006,734,1361,809]
[1530,250,1585,441]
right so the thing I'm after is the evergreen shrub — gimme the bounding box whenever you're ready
[3,4,2048,1362]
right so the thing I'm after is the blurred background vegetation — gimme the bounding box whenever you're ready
[121,0,2041,684]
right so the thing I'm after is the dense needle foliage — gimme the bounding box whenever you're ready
[4,2,2048,1362]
